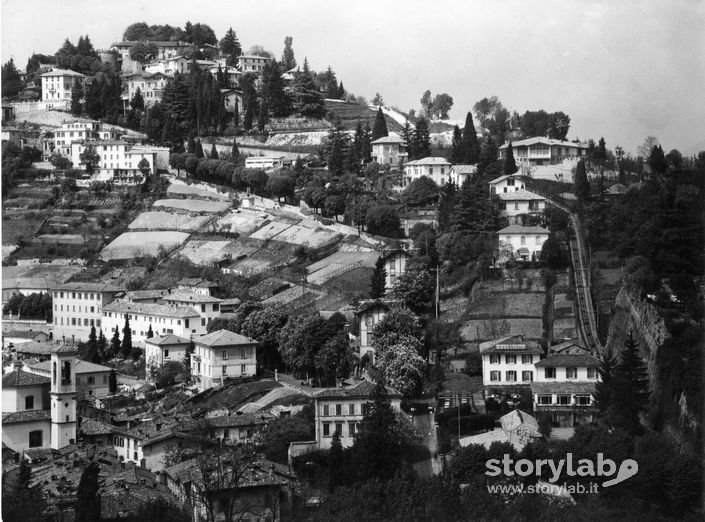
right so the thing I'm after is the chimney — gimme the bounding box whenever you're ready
[62,335,66,345]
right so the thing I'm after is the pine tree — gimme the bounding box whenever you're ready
[281,36,296,70]
[438,180,458,232]
[461,111,480,164]
[187,135,196,154]
[361,121,373,162]
[337,81,346,100]
[121,315,132,359]
[412,117,431,159]
[372,107,389,141]
[71,79,83,116]
[595,351,618,413]
[479,136,498,172]
[97,330,108,361]
[75,462,101,522]
[573,159,590,202]
[328,430,345,491]
[609,331,650,434]
[402,121,415,160]
[83,325,99,363]
[325,119,349,176]
[370,256,387,299]
[108,369,117,394]
[257,100,269,132]
[450,125,463,164]
[210,143,219,159]
[194,139,204,159]
[292,58,325,118]
[503,141,518,174]
[110,327,120,358]
[263,61,291,117]
[220,27,242,66]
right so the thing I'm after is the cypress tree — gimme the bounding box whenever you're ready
[121,315,132,359]
[257,100,269,133]
[362,121,373,162]
[231,137,240,162]
[146,324,154,338]
[573,159,590,202]
[187,135,196,154]
[370,256,387,299]
[210,143,219,159]
[110,327,121,358]
[108,369,117,394]
[194,139,204,159]
[97,330,108,361]
[450,125,463,164]
[372,107,388,141]
[402,121,415,161]
[461,111,480,164]
[76,462,101,522]
[412,117,431,159]
[503,141,518,174]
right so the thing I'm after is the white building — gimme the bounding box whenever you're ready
[101,301,203,345]
[238,55,274,74]
[371,135,407,169]
[480,336,544,389]
[245,156,286,170]
[531,350,600,426]
[356,300,392,361]
[145,334,192,373]
[50,120,106,158]
[496,189,546,224]
[191,329,258,391]
[52,282,123,342]
[25,358,112,399]
[498,137,588,167]
[497,225,550,262]
[314,380,402,449]
[2,368,52,452]
[488,173,527,195]
[448,164,477,186]
[160,290,223,331]
[41,69,87,105]
[123,72,170,107]
[382,249,410,290]
[70,140,165,180]
[403,157,452,188]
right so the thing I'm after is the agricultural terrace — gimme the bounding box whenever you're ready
[152,199,231,213]
[128,211,215,232]
[166,183,231,200]
[177,240,256,266]
[100,231,190,260]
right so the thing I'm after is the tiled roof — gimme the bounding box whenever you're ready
[178,278,218,288]
[2,410,52,424]
[2,369,50,387]
[371,135,405,145]
[534,354,601,368]
[488,173,524,185]
[405,157,451,167]
[52,281,123,292]
[497,225,550,235]
[314,380,402,400]
[496,189,545,201]
[80,418,116,436]
[103,301,199,319]
[162,290,222,304]
[145,334,191,346]
[530,382,597,394]
[479,336,543,354]
[196,329,256,347]
[205,413,273,428]
[125,289,169,300]
[4,330,48,339]
[41,69,86,77]
[11,341,53,355]
[28,359,111,374]
[498,137,588,150]
[165,457,287,488]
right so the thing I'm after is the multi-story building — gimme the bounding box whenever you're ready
[488,173,527,195]
[51,282,123,342]
[41,69,87,105]
[313,380,402,449]
[177,278,219,296]
[191,330,258,391]
[145,334,192,373]
[531,349,600,426]
[498,137,588,167]
[101,301,203,344]
[111,40,193,73]
[50,120,105,158]
[497,225,550,262]
[237,54,275,74]
[123,72,169,107]
[70,140,165,177]
[402,157,452,188]
[26,358,112,399]
[160,290,223,331]
[480,335,544,391]
[356,300,393,362]
[381,249,410,290]
[371,135,407,169]
[496,189,546,224]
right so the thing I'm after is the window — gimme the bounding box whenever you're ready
[535,236,542,245]
[323,423,331,437]
[103,375,108,384]
[241,348,247,359]
[514,202,519,210]
[222,365,227,375]
[490,371,501,382]
[348,422,357,436]
[222,350,228,359]
[522,371,533,382]
[335,404,342,416]
[520,236,526,245]
[29,430,43,448]
[164,349,170,358]
[185,319,189,328]
[489,354,500,364]
[213,304,219,312]
[201,304,206,312]
[349,404,355,415]
[240,364,246,374]
[505,355,516,364]
[557,395,571,405]
[323,404,330,416]
[544,367,556,379]
[506,371,517,382]
[576,395,591,406]
[538,395,552,405]
[521,354,533,364]
[507,178,515,186]
[87,376,95,385]
[566,367,577,379]
[587,368,597,379]
[25,396,34,410]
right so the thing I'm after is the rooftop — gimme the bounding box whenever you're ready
[103,300,200,319]
[144,333,192,346]
[205,413,273,428]
[497,225,550,235]
[162,290,223,304]
[496,189,545,201]
[4,330,49,339]
[534,353,601,368]
[489,173,525,185]
[195,329,257,347]
[405,156,452,167]
[2,410,52,424]
[314,379,402,400]
[479,336,543,355]
[28,359,112,374]
[530,382,597,394]
[80,418,116,436]
[53,281,123,293]
[2,369,51,387]
[498,137,588,150]
[371,135,405,145]
[41,69,86,78]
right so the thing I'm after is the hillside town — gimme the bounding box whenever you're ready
[2,10,704,522]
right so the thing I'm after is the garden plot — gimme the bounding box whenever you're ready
[216,211,270,236]
[248,221,292,242]
[464,292,545,319]
[100,231,190,260]
[306,250,379,286]
[460,318,544,343]
[263,285,325,306]
[553,293,576,340]
[128,211,214,232]
[225,257,275,277]
[167,183,231,200]
[178,240,256,266]
[272,224,340,249]
[36,234,85,245]
[153,199,231,213]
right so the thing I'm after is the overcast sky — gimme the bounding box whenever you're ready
[2,0,704,155]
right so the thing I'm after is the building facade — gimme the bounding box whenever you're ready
[41,69,87,104]
[403,157,452,188]
[145,334,192,373]
[496,189,546,224]
[371,135,407,169]
[497,225,550,261]
[52,282,123,342]
[191,330,258,391]
[356,300,391,361]
[101,301,203,345]
[498,137,588,167]
[488,174,527,195]
[480,336,544,391]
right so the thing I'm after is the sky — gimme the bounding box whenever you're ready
[2,0,704,155]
